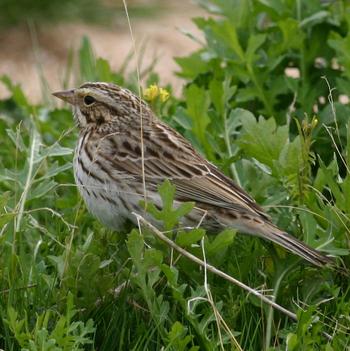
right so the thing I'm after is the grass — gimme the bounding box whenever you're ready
[1,0,350,350]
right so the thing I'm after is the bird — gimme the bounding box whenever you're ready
[52,82,334,268]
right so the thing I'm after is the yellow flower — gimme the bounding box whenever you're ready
[144,84,170,102]
[144,84,159,102]
[159,88,170,102]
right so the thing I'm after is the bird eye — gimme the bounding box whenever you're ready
[84,95,95,106]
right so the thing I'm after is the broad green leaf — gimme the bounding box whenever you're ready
[277,18,304,50]
[226,108,253,135]
[167,321,198,351]
[96,58,114,81]
[278,135,302,178]
[245,34,266,65]
[79,36,96,81]
[145,180,195,231]
[161,264,179,286]
[176,228,206,247]
[144,248,163,269]
[286,333,298,351]
[210,19,244,61]
[209,79,224,116]
[0,212,15,227]
[175,51,209,79]
[1,75,31,112]
[235,85,260,103]
[238,114,288,172]
[206,229,235,256]
[185,84,210,147]
[209,77,236,117]
[127,229,145,269]
[173,106,193,130]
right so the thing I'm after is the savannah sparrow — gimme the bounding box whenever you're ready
[53,82,333,267]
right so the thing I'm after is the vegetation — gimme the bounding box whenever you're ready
[0,0,162,27]
[1,0,350,349]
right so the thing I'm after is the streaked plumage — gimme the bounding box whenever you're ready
[53,82,334,268]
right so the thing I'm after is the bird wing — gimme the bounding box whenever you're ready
[97,121,269,221]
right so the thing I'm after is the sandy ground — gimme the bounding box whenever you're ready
[0,1,204,103]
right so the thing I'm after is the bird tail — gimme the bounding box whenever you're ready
[254,222,334,267]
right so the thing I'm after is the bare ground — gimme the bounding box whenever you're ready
[0,1,204,103]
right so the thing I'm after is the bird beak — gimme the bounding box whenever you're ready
[52,89,76,105]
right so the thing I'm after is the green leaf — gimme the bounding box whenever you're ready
[144,180,195,231]
[209,79,224,116]
[286,333,298,351]
[328,31,350,78]
[173,106,193,130]
[0,191,11,208]
[0,212,15,227]
[238,114,288,172]
[167,321,198,351]
[161,264,179,286]
[175,51,209,79]
[299,11,329,28]
[95,58,114,81]
[1,75,31,112]
[185,84,211,149]
[210,19,244,61]
[176,228,206,247]
[278,135,302,178]
[277,18,304,51]
[245,34,266,65]
[144,248,163,269]
[6,128,26,152]
[209,77,236,117]
[315,157,344,210]
[40,143,73,158]
[79,36,97,81]
[226,108,253,135]
[127,229,145,269]
[257,0,285,14]
[38,162,72,180]
[206,229,235,256]
[29,180,57,200]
